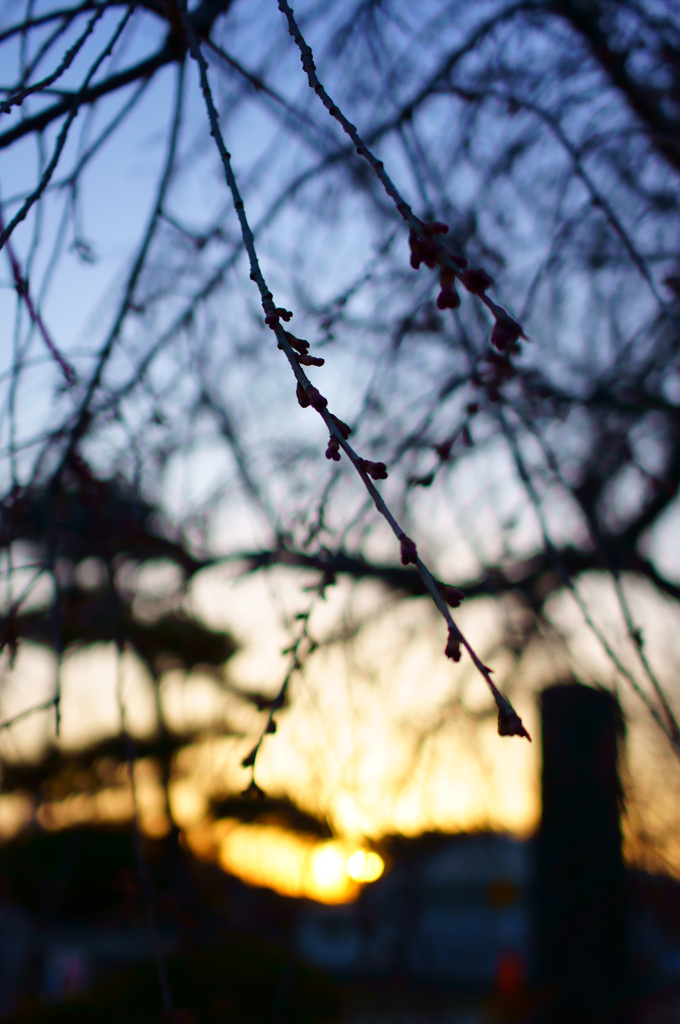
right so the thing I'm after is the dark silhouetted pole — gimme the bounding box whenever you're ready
[535,683,631,1024]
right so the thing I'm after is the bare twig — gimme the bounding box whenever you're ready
[0,4,136,252]
[0,6,105,115]
[179,1,529,740]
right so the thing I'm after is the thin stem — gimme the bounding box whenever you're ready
[0,4,136,252]
[179,2,529,740]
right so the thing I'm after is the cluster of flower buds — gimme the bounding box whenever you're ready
[326,437,341,461]
[409,221,450,269]
[399,532,418,565]
[436,582,465,608]
[284,331,309,355]
[445,627,462,662]
[407,213,528,402]
[283,331,325,366]
[437,267,460,310]
[308,386,327,411]
[264,306,294,327]
[358,458,388,480]
[295,383,327,411]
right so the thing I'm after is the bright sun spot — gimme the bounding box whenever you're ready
[215,824,361,904]
[183,820,388,903]
[346,849,385,883]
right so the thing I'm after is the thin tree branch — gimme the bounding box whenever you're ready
[179,0,530,740]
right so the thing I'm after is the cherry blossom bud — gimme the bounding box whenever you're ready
[326,438,341,461]
[264,314,279,327]
[358,458,388,480]
[497,704,531,739]
[437,287,460,310]
[409,232,423,270]
[298,353,325,367]
[399,533,418,565]
[491,313,523,351]
[461,268,494,295]
[285,332,310,355]
[296,383,311,408]
[436,582,465,608]
[445,629,462,661]
[274,307,293,321]
[307,387,328,411]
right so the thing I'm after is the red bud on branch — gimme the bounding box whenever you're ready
[461,268,494,295]
[399,533,418,565]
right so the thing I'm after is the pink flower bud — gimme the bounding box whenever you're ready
[326,438,341,460]
[461,268,494,295]
[399,533,418,565]
[491,314,523,351]
[437,287,460,310]
[298,353,325,367]
[296,383,311,408]
[445,629,461,661]
[437,583,464,608]
[409,232,423,270]
[286,332,310,355]
[307,387,327,411]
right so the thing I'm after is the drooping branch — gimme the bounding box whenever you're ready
[180,0,530,738]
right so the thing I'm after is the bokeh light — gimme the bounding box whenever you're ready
[346,849,385,883]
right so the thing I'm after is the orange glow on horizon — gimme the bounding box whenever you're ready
[218,823,359,903]
[183,819,389,904]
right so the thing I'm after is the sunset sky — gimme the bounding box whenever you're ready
[1,0,680,902]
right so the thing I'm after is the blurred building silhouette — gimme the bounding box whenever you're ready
[297,831,528,985]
